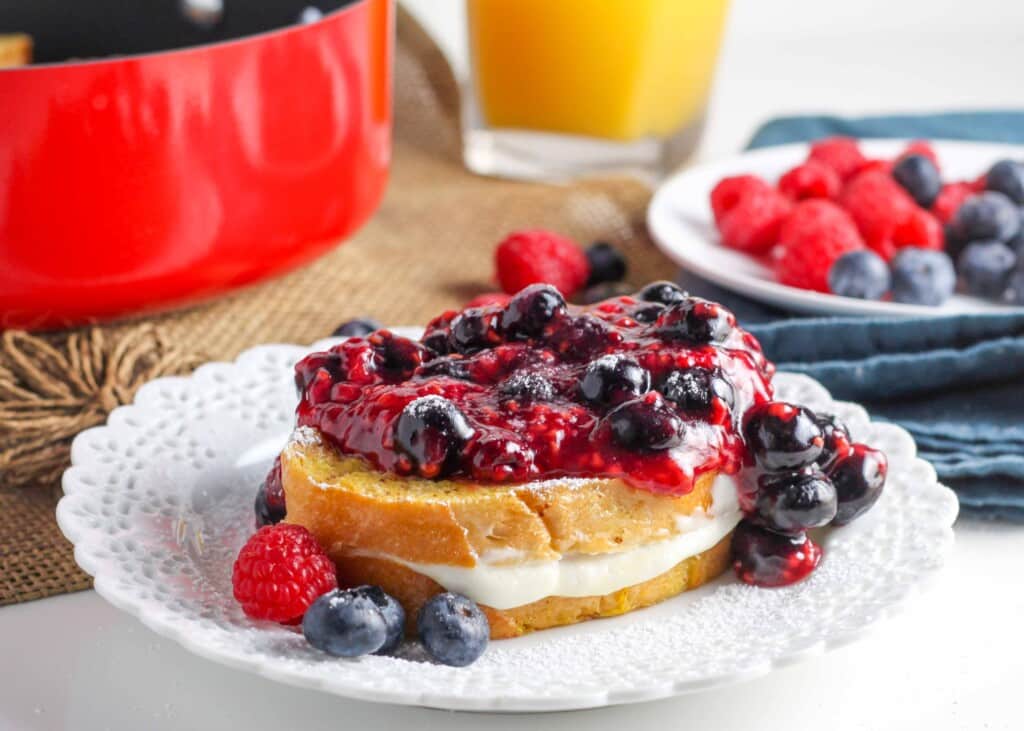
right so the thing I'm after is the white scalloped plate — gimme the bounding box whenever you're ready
[57,329,959,712]
[648,139,1024,316]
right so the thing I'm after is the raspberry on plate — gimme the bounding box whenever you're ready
[931,182,975,224]
[807,137,867,180]
[718,187,792,254]
[839,170,919,260]
[773,200,865,292]
[777,160,841,201]
[893,207,944,254]
[232,523,338,623]
[494,230,590,297]
[710,174,772,225]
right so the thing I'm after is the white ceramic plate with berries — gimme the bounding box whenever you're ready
[56,328,959,712]
[649,139,1024,316]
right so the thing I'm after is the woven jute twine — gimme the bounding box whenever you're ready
[0,8,677,606]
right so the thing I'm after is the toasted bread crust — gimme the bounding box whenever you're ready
[331,536,732,639]
[281,427,719,567]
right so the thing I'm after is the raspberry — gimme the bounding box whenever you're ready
[494,230,590,297]
[777,160,841,201]
[465,292,511,309]
[710,175,772,225]
[931,182,974,223]
[898,140,939,170]
[232,524,338,623]
[773,200,865,292]
[807,137,867,180]
[839,170,917,260]
[718,188,791,254]
[857,159,892,176]
[893,207,943,254]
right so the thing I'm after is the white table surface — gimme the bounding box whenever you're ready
[5,1,1024,728]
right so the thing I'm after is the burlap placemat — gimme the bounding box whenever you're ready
[0,7,677,606]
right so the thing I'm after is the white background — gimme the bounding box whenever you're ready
[3,1,1024,729]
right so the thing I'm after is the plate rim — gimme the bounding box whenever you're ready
[648,138,1024,317]
[56,336,961,712]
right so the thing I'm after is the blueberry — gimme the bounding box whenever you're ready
[632,303,665,323]
[949,191,1020,244]
[830,444,887,525]
[891,153,941,208]
[254,457,286,527]
[660,367,734,413]
[1002,269,1024,304]
[656,299,734,344]
[422,329,452,356]
[394,396,475,477]
[372,332,426,380]
[332,318,382,338]
[890,248,956,306]
[499,372,555,403]
[744,402,824,471]
[607,396,683,451]
[417,593,489,667]
[418,355,472,380]
[637,280,688,305]
[303,588,388,657]
[350,585,406,655]
[577,281,634,305]
[814,413,852,470]
[754,469,838,534]
[580,354,650,406]
[985,159,1024,204]
[828,250,891,300]
[501,284,567,337]
[450,309,499,353]
[585,242,628,285]
[958,240,1017,299]
[731,520,821,587]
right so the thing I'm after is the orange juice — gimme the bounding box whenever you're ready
[467,0,730,142]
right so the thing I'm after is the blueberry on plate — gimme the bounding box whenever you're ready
[949,191,1020,244]
[890,248,956,306]
[892,153,941,208]
[350,585,406,655]
[815,413,853,470]
[303,588,388,657]
[985,159,1024,204]
[332,318,382,338]
[743,401,824,471]
[830,444,888,525]
[660,367,734,413]
[606,395,684,451]
[499,372,555,403]
[636,280,688,306]
[417,593,489,667]
[580,354,650,406]
[731,520,821,587]
[828,250,891,300]
[501,283,567,337]
[254,457,286,527]
[958,240,1017,298]
[394,396,475,477]
[754,469,838,535]
[585,242,628,285]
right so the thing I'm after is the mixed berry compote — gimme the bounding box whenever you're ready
[291,282,887,587]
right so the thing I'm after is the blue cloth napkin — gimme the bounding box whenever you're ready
[678,112,1024,521]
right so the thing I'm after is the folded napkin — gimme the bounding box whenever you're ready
[678,111,1024,521]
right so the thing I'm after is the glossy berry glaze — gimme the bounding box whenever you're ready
[294,284,774,495]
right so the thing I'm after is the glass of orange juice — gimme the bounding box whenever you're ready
[463,0,730,180]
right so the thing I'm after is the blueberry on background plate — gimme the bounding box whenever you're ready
[986,159,1024,204]
[890,248,956,306]
[418,593,489,667]
[303,589,388,658]
[958,241,1017,298]
[891,153,941,208]
[584,242,628,286]
[332,318,382,338]
[948,191,1020,244]
[827,250,891,300]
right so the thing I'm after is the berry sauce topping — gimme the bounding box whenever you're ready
[295,283,774,494]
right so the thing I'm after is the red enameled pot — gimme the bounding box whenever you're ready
[0,0,392,329]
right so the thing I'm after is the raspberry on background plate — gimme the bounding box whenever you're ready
[807,137,867,180]
[773,200,865,292]
[718,187,792,254]
[710,174,772,225]
[932,182,976,224]
[778,160,841,201]
[839,170,920,260]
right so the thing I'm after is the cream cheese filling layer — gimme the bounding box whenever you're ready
[384,475,742,610]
